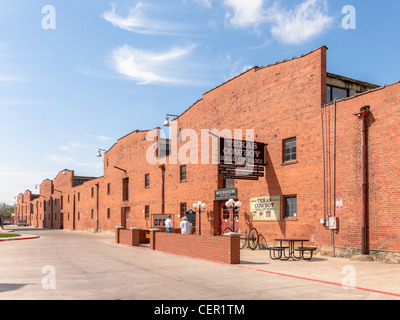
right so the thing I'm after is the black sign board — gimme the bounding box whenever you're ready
[224,175,259,181]
[219,170,264,177]
[185,209,196,227]
[219,138,266,166]
[215,188,238,201]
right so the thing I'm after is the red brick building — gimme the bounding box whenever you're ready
[15,46,400,260]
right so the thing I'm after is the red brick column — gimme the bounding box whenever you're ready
[149,228,161,250]
[115,226,124,244]
[130,227,140,246]
[223,232,241,264]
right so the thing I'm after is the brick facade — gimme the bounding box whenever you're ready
[14,46,400,258]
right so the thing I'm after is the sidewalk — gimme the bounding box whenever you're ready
[237,248,400,299]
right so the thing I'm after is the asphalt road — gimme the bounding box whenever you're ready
[1,226,400,301]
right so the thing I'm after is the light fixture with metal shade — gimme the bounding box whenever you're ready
[163,114,179,127]
[97,149,107,157]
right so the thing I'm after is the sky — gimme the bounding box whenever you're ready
[0,0,399,205]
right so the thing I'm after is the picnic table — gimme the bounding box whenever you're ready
[267,238,317,261]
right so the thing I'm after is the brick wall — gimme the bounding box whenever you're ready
[150,230,240,264]
[13,46,400,257]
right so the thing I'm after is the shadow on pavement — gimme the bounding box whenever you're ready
[0,283,26,293]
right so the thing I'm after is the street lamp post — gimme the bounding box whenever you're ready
[193,201,206,235]
[225,199,241,233]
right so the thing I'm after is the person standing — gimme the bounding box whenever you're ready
[165,215,173,233]
[180,216,192,235]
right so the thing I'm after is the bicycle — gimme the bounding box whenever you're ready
[222,227,259,250]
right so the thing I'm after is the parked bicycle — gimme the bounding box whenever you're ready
[222,227,259,250]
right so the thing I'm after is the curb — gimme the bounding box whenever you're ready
[0,235,40,242]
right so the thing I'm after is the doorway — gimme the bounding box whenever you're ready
[220,202,239,234]
[121,207,130,229]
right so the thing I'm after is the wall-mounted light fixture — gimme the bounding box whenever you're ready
[97,148,107,157]
[163,114,179,127]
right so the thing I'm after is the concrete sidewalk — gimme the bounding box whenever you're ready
[237,248,400,299]
[138,239,400,299]
[1,227,399,300]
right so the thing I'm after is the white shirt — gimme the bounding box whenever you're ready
[180,220,192,234]
[165,218,173,229]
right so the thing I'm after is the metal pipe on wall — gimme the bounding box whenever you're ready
[355,106,370,255]
[332,100,337,256]
[160,164,165,215]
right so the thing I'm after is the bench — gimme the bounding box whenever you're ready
[294,247,317,260]
[267,246,289,260]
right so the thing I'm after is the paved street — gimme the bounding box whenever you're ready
[1,226,400,301]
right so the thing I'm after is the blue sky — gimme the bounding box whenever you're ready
[1,0,399,204]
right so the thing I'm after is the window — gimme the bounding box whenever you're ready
[145,205,150,219]
[91,209,94,219]
[107,183,111,195]
[122,178,129,201]
[180,165,187,181]
[145,174,150,188]
[107,208,111,219]
[180,203,187,217]
[283,138,296,162]
[78,192,80,202]
[78,212,81,221]
[327,85,349,103]
[284,196,297,218]
[223,176,235,189]
[222,206,230,220]
[159,139,171,158]
[91,187,94,197]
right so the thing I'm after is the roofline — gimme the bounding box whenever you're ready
[321,79,400,108]
[327,72,380,89]
[174,46,329,122]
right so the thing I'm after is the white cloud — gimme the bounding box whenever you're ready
[84,133,114,142]
[224,0,265,29]
[193,0,213,8]
[266,0,334,44]
[223,0,333,44]
[111,44,200,85]
[0,98,45,107]
[0,165,54,204]
[102,2,181,35]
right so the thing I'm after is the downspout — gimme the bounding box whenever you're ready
[50,196,53,229]
[332,99,337,257]
[160,165,165,215]
[73,192,76,230]
[95,183,99,232]
[355,106,370,255]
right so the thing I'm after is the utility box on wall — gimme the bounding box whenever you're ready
[329,217,339,230]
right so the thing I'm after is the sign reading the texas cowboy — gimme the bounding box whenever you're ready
[218,137,266,180]
[250,196,281,221]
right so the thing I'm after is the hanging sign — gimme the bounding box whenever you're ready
[219,138,266,166]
